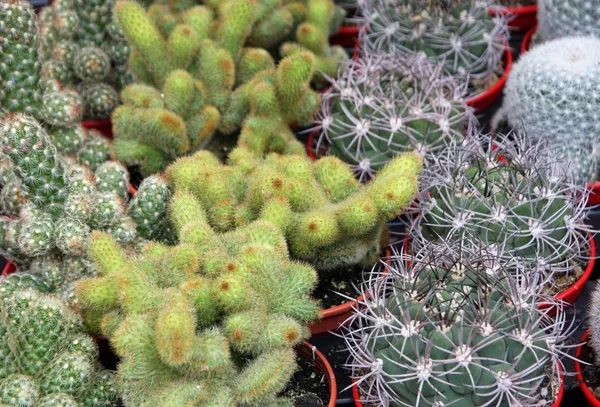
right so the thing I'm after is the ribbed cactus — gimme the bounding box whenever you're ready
[503,36,600,182]
[0,114,172,304]
[358,0,509,92]
[345,246,569,407]
[410,131,591,288]
[538,0,600,42]
[0,283,118,407]
[166,146,422,270]
[316,54,475,180]
[75,206,321,406]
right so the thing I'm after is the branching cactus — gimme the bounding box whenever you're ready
[503,36,600,182]
[315,53,475,180]
[0,114,173,304]
[75,201,322,406]
[538,0,600,42]
[357,0,509,93]
[0,283,118,407]
[410,131,592,290]
[166,146,422,270]
[345,246,570,407]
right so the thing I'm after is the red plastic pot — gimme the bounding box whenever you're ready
[575,329,600,407]
[489,5,538,31]
[309,247,391,335]
[465,43,513,112]
[587,182,600,206]
[521,24,537,54]
[352,363,564,407]
[82,119,113,139]
[330,25,360,48]
[296,341,337,407]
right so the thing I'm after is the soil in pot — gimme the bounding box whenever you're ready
[313,261,374,309]
[579,342,600,400]
[281,352,331,407]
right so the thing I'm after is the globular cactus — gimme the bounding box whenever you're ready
[0,283,118,407]
[358,0,509,92]
[316,54,475,180]
[503,36,600,182]
[538,0,600,42]
[345,246,570,407]
[80,83,120,121]
[73,47,112,82]
[75,203,322,406]
[166,146,422,270]
[410,131,592,289]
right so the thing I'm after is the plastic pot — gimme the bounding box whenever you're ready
[309,246,391,335]
[352,363,564,407]
[575,329,600,407]
[82,119,113,139]
[588,182,600,206]
[521,24,537,54]
[330,25,360,48]
[465,43,513,112]
[489,5,538,31]
[296,341,337,407]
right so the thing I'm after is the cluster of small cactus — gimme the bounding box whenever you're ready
[0,114,172,304]
[0,280,118,407]
[38,0,134,120]
[166,146,422,270]
[345,246,569,407]
[357,0,509,93]
[75,196,322,406]
[503,36,600,182]
[111,0,347,176]
[410,131,592,289]
[315,53,475,180]
[537,0,600,42]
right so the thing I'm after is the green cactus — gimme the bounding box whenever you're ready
[0,283,118,407]
[76,205,321,406]
[80,83,120,122]
[73,47,112,82]
[166,146,422,270]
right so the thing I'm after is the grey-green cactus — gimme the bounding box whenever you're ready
[538,0,600,42]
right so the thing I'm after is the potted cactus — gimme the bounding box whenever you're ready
[574,286,600,406]
[356,0,511,111]
[313,53,476,180]
[344,245,570,407]
[503,36,600,203]
[410,131,595,305]
[163,146,421,333]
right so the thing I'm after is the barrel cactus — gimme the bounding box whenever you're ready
[315,53,475,180]
[0,282,118,407]
[538,0,600,42]
[344,246,569,407]
[503,36,600,182]
[357,0,509,93]
[410,131,591,290]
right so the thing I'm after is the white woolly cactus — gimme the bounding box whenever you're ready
[357,0,509,91]
[344,246,571,407]
[410,131,592,287]
[538,0,600,42]
[314,54,475,180]
[503,36,600,182]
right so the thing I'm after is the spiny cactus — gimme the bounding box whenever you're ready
[166,146,422,270]
[0,114,173,304]
[410,131,592,290]
[315,54,475,181]
[503,36,600,182]
[75,206,322,406]
[358,0,509,93]
[345,246,570,407]
[0,283,118,407]
[538,0,600,42]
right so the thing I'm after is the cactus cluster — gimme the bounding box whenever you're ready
[0,114,172,304]
[75,200,322,406]
[38,0,133,120]
[410,131,592,290]
[166,146,422,270]
[503,36,600,182]
[345,246,569,407]
[357,0,509,93]
[537,0,600,42]
[0,281,118,407]
[315,53,475,180]
[111,0,347,176]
